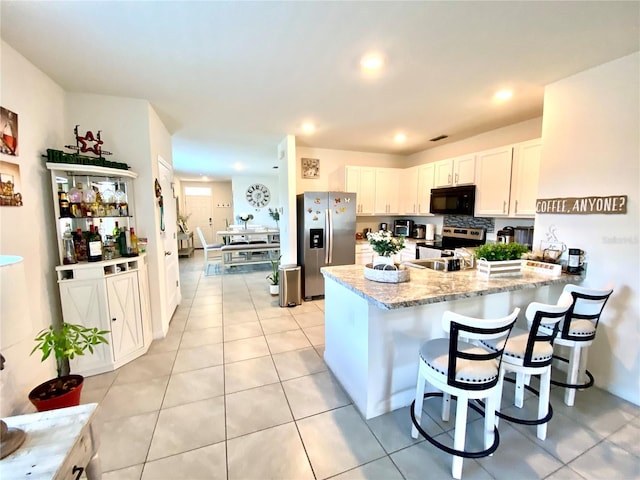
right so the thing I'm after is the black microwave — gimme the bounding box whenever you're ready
[430,185,476,215]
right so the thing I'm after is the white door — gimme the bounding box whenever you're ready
[158,157,180,320]
[186,194,214,247]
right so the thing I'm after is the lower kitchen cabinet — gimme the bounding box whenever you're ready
[57,255,152,376]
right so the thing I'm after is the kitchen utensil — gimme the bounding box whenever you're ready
[497,226,514,243]
[567,248,585,273]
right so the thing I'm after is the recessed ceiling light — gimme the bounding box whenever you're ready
[360,53,384,71]
[494,89,513,101]
[302,122,315,134]
[394,133,407,143]
[233,162,245,171]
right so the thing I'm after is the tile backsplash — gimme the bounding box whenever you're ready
[444,215,495,233]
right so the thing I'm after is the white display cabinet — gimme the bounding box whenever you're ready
[46,162,152,376]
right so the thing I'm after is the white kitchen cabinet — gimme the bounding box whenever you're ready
[402,164,435,215]
[510,139,541,217]
[47,162,152,376]
[374,168,401,214]
[346,166,376,215]
[474,139,541,218]
[474,146,514,216]
[355,243,374,265]
[433,154,476,187]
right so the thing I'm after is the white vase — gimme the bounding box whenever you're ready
[269,284,279,296]
[373,255,394,268]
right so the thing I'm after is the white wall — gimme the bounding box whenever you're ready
[537,52,639,405]
[232,175,280,228]
[0,42,63,415]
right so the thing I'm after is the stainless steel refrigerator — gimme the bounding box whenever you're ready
[297,192,357,299]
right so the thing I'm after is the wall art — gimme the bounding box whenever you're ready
[301,157,320,179]
[0,160,23,206]
[0,107,18,156]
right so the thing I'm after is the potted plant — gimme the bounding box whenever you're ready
[474,242,530,276]
[266,255,281,296]
[29,322,109,412]
[366,230,405,267]
[268,208,280,229]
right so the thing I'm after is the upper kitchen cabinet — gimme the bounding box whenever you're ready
[474,146,514,216]
[474,139,541,218]
[401,163,435,215]
[345,166,376,215]
[374,168,401,215]
[433,154,476,188]
[509,139,541,217]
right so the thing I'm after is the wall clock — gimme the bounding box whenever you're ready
[245,183,271,207]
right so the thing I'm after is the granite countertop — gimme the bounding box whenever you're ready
[321,264,582,310]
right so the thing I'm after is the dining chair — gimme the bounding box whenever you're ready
[195,226,223,275]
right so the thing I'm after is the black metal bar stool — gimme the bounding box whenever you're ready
[410,308,518,479]
[480,298,571,440]
[548,284,613,406]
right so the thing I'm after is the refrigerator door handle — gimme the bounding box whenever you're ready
[325,208,333,264]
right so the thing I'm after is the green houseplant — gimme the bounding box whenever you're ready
[266,255,281,296]
[474,242,529,261]
[29,322,109,412]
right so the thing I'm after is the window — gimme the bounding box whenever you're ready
[184,186,211,196]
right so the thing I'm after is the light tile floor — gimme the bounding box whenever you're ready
[81,255,640,479]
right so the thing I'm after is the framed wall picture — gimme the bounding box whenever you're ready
[301,157,320,179]
[0,107,18,156]
[0,160,23,206]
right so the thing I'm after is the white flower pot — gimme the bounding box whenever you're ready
[269,284,279,296]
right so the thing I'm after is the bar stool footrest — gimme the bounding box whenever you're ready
[550,355,595,389]
[411,392,500,459]
[475,377,554,426]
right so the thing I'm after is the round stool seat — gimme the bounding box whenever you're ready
[482,327,554,366]
[421,339,500,385]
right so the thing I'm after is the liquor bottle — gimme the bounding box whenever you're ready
[113,221,120,237]
[87,226,103,262]
[74,228,88,261]
[59,192,71,217]
[62,224,77,265]
[129,227,139,255]
[118,229,127,257]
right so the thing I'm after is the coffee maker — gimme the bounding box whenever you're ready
[379,222,389,232]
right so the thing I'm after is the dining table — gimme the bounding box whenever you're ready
[216,228,280,245]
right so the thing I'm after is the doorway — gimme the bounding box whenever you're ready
[158,157,180,321]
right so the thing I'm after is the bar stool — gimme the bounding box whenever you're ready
[480,298,571,440]
[549,284,613,406]
[410,308,519,479]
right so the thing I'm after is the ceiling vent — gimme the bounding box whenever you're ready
[429,134,448,142]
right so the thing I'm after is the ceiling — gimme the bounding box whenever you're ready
[2,2,638,181]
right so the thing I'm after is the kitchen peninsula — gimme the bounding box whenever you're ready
[321,264,582,419]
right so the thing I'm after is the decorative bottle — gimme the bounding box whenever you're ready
[62,224,77,265]
[87,226,103,262]
[129,227,139,255]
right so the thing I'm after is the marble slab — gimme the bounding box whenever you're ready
[321,264,581,310]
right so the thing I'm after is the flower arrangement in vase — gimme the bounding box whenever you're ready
[367,230,405,267]
[238,213,254,230]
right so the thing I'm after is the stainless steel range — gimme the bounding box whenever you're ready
[416,227,486,258]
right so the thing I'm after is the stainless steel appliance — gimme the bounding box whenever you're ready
[393,219,414,237]
[413,224,426,239]
[297,192,357,299]
[514,226,534,249]
[430,185,476,215]
[417,226,486,259]
[379,222,389,231]
[497,226,514,243]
